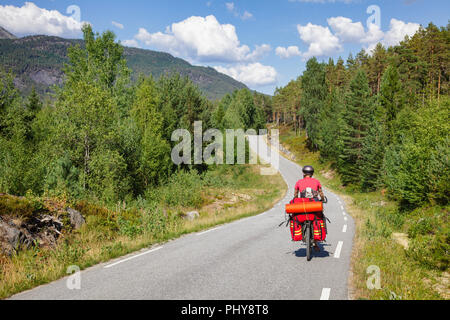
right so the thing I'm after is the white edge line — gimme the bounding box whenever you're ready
[104,247,163,269]
[334,241,344,259]
[197,226,222,236]
[344,216,348,221]
[320,288,331,300]
[342,225,348,233]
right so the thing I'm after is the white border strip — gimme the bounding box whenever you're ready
[320,288,331,300]
[197,227,222,236]
[104,247,163,269]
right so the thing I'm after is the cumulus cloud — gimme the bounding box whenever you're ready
[297,23,342,59]
[112,21,124,29]
[362,19,420,53]
[131,15,269,63]
[214,63,277,87]
[275,46,302,59]
[327,16,365,43]
[382,18,420,47]
[287,16,421,59]
[0,2,87,37]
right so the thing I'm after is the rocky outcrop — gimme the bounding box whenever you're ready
[0,194,86,256]
[67,208,85,230]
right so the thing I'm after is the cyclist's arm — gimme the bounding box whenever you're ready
[294,188,299,198]
[318,187,325,201]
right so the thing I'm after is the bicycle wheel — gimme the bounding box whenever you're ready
[305,223,312,261]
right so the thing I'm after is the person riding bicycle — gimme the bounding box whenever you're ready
[294,165,325,252]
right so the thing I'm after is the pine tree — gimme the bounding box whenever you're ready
[300,58,328,149]
[339,70,373,186]
[379,65,405,143]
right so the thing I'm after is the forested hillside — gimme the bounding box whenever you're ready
[272,22,449,209]
[0,31,247,100]
[0,25,265,203]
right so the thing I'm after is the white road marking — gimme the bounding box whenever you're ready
[342,225,348,233]
[320,288,331,300]
[334,241,343,258]
[344,216,348,221]
[340,205,344,210]
[343,211,347,216]
[104,247,163,269]
[197,227,223,235]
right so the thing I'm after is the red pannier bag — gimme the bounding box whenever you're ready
[287,198,327,242]
[290,216,303,241]
[313,218,327,241]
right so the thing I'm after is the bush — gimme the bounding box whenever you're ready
[147,169,204,207]
[383,98,449,208]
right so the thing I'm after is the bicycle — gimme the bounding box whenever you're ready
[285,196,328,261]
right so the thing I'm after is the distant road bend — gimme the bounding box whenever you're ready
[12,135,355,300]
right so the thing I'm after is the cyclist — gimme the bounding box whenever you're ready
[294,165,325,252]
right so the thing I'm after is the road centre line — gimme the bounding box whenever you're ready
[104,247,163,269]
[320,288,331,300]
[334,241,344,259]
[342,225,347,233]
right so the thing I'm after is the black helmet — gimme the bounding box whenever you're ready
[302,166,314,176]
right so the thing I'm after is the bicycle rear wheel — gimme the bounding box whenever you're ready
[305,223,312,261]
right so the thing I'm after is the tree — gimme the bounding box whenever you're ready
[131,77,171,189]
[339,70,374,186]
[379,65,405,143]
[300,58,328,149]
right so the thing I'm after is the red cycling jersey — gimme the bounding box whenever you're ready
[295,176,322,192]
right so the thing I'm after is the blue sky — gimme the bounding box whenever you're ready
[0,0,449,94]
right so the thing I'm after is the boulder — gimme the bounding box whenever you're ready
[0,219,21,255]
[184,211,200,221]
[66,208,86,229]
[0,218,33,256]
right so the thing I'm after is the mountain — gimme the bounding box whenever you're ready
[0,33,247,100]
[0,27,17,39]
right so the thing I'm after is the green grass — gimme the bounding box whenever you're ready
[0,163,287,299]
[278,125,448,300]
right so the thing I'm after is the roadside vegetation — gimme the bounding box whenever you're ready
[272,23,449,300]
[0,25,285,298]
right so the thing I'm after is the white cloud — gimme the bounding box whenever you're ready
[226,2,235,12]
[383,18,420,47]
[214,63,278,87]
[0,2,87,37]
[297,23,342,59]
[112,21,124,30]
[132,15,269,63]
[327,16,365,43]
[275,46,302,59]
[362,19,420,53]
[226,2,253,20]
[242,11,253,20]
[122,39,139,48]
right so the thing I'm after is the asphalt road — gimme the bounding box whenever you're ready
[11,135,355,300]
